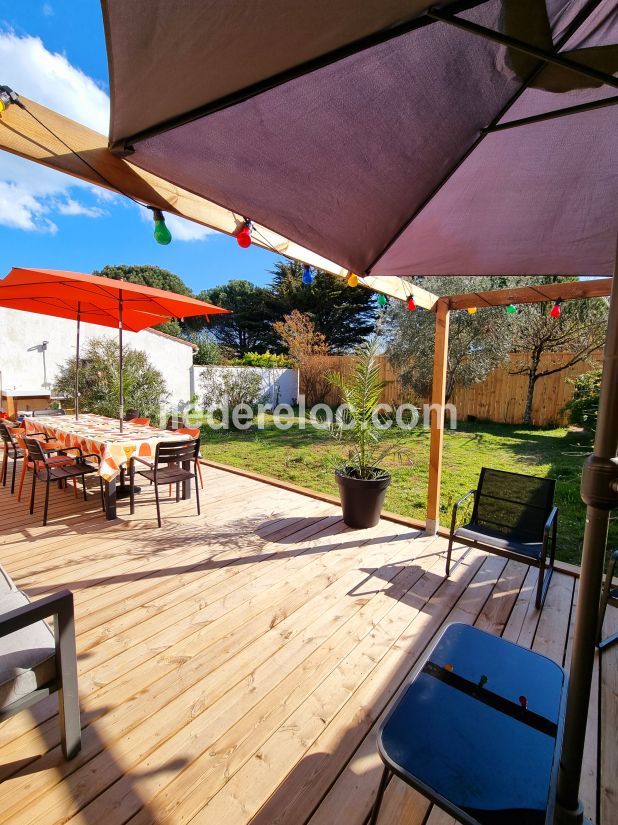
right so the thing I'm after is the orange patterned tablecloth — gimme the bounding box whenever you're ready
[24,414,189,482]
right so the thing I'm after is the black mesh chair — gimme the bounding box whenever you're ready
[129,439,201,527]
[446,468,558,609]
[597,549,618,651]
[23,437,104,526]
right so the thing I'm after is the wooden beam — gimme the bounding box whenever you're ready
[446,278,613,311]
[426,298,450,534]
[359,275,438,310]
[0,95,348,277]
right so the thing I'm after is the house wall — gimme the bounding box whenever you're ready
[0,307,194,409]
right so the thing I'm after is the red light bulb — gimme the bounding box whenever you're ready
[407,297,416,311]
[236,223,252,248]
[550,300,561,318]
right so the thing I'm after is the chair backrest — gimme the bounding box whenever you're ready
[155,438,199,465]
[23,436,47,463]
[32,408,65,417]
[472,468,556,542]
[0,422,17,447]
[128,417,151,426]
[175,427,201,441]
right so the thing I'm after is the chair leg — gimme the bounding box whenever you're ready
[129,463,135,515]
[10,455,17,494]
[1,447,7,486]
[369,766,391,825]
[43,478,50,527]
[197,460,204,489]
[29,470,37,514]
[195,471,201,516]
[154,483,162,527]
[55,596,81,759]
[17,459,28,502]
[98,476,105,512]
[82,474,88,501]
[445,533,454,576]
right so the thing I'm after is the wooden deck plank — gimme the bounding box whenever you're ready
[0,462,610,825]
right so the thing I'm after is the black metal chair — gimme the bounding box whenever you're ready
[597,549,618,651]
[446,468,558,609]
[0,422,57,494]
[0,567,80,760]
[23,436,104,526]
[129,439,201,527]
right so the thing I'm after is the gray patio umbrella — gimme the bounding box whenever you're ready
[100,2,617,823]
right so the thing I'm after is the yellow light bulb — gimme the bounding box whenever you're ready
[347,273,359,287]
[467,307,477,315]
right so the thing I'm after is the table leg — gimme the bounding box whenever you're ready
[104,478,117,520]
[181,460,192,500]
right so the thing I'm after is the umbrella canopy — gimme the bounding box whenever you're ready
[0,267,228,324]
[0,267,229,426]
[102,0,618,278]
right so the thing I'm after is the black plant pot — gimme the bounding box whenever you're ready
[335,467,391,529]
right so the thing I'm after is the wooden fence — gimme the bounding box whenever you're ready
[300,351,603,426]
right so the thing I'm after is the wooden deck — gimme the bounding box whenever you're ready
[0,464,615,824]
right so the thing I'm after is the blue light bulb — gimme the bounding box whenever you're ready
[302,265,313,285]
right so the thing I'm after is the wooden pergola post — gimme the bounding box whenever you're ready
[426,298,449,535]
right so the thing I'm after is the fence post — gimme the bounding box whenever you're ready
[426,299,450,534]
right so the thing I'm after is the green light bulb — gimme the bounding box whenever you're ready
[152,209,172,245]
[506,304,517,314]
[377,294,388,308]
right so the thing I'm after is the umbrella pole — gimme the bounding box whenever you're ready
[554,253,618,825]
[119,292,123,433]
[75,302,80,421]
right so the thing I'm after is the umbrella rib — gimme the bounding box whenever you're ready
[483,95,618,133]
[109,0,492,152]
[365,0,606,274]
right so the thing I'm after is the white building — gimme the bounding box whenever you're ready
[0,306,196,412]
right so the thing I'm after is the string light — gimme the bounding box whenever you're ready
[302,265,313,285]
[506,304,517,314]
[550,299,562,318]
[151,208,172,245]
[347,273,359,287]
[467,307,477,315]
[377,294,388,308]
[407,296,416,311]
[235,220,253,248]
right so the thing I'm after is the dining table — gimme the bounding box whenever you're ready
[23,413,191,519]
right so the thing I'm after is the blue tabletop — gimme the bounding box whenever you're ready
[379,624,566,825]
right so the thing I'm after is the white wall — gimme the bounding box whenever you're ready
[191,365,299,407]
[0,307,194,407]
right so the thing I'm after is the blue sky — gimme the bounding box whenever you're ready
[0,0,281,293]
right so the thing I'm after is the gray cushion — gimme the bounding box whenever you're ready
[455,524,543,562]
[0,565,17,596]
[0,590,56,710]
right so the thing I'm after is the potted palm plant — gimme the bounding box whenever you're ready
[328,336,396,528]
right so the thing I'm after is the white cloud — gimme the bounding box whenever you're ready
[0,31,109,131]
[0,31,110,232]
[56,197,105,218]
[0,32,211,242]
[42,3,54,18]
[165,213,214,241]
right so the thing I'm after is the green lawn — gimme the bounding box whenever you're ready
[199,416,615,565]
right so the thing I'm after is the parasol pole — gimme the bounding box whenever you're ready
[75,301,80,421]
[555,244,618,825]
[119,290,124,432]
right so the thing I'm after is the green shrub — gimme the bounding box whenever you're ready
[54,337,169,421]
[230,351,292,368]
[562,368,602,432]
